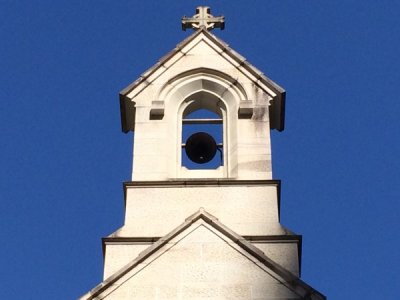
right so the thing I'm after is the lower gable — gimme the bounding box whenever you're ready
[96,222,301,299]
[80,210,325,300]
[103,234,301,280]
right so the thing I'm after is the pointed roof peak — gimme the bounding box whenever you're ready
[120,29,285,132]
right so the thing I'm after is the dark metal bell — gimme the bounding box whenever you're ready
[185,132,217,164]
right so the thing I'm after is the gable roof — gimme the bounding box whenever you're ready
[120,28,286,133]
[80,208,325,300]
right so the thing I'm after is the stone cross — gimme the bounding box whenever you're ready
[182,6,225,31]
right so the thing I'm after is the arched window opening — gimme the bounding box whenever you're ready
[182,107,223,170]
[163,75,244,178]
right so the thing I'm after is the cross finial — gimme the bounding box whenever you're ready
[182,6,225,31]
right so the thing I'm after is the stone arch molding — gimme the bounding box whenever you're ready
[156,68,246,179]
[152,68,247,114]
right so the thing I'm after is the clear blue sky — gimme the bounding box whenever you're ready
[1,1,399,299]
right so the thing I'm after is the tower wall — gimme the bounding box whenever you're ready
[102,181,301,281]
[120,182,282,237]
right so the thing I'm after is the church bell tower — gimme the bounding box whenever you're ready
[80,7,326,299]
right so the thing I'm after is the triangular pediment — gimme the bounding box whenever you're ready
[80,210,325,299]
[120,28,285,133]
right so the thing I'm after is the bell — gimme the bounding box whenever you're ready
[185,132,217,164]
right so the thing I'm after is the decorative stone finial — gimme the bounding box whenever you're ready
[182,6,225,31]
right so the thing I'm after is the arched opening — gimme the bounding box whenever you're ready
[180,91,226,170]
[159,72,246,179]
